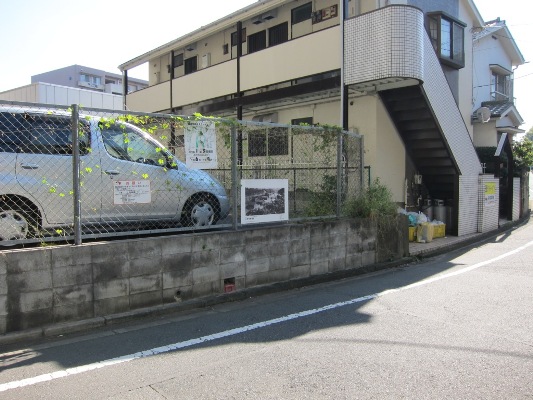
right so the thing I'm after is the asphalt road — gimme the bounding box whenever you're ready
[1,219,532,399]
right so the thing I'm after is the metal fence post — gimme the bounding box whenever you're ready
[71,104,82,245]
[231,125,239,230]
[336,130,343,217]
[360,135,366,190]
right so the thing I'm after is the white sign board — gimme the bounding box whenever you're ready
[184,121,218,169]
[113,180,151,205]
[241,179,289,224]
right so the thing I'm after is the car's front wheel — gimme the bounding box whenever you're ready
[181,195,220,227]
[0,203,34,244]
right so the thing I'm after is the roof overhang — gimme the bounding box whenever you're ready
[498,104,524,126]
[496,126,525,134]
[473,22,525,67]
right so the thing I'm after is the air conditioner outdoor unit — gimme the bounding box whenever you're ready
[262,9,277,20]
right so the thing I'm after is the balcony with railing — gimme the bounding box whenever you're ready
[125,26,340,113]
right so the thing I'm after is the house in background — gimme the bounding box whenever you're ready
[118,0,527,236]
[470,18,526,220]
[0,65,148,110]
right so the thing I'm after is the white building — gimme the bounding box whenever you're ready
[0,65,148,110]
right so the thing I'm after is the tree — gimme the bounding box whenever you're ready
[526,126,533,142]
[512,137,533,170]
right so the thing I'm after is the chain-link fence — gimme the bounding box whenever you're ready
[0,101,364,246]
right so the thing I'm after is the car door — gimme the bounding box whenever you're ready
[97,122,179,222]
[14,113,101,226]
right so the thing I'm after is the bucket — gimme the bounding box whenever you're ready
[434,199,445,222]
[445,199,454,232]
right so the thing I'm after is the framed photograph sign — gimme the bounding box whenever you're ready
[241,179,289,224]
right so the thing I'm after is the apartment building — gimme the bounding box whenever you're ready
[118,0,526,236]
[32,64,148,95]
[0,65,149,110]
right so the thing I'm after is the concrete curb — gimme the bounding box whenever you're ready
[1,214,529,347]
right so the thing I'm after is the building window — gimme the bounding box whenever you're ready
[291,117,313,126]
[248,127,288,157]
[248,30,267,54]
[79,74,101,87]
[231,28,246,46]
[491,72,512,101]
[427,12,465,69]
[292,2,312,25]
[268,128,289,156]
[173,53,184,67]
[269,22,288,47]
[184,56,197,75]
[248,130,267,157]
[223,43,229,54]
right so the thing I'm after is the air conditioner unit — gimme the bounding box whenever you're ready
[474,107,491,123]
[262,9,277,21]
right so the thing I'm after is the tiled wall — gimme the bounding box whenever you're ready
[344,6,424,85]
[513,178,520,221]
[458,175,479,235]
[344,5,483,236]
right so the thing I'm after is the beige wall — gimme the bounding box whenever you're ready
[241,26,340,91]
[375,101,406,203]
[347,95,406,203]
[173,60,238,107]
[458,0,475,140]
[125,82,171,113]
[473,122,498,147]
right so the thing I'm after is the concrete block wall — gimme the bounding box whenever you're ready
[0,217,403,335]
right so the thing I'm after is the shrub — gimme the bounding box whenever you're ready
[344,178,397,219]
[304,175,337,217]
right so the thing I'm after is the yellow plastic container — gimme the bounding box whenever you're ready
[433,224,446,238]
[408,226,416,242]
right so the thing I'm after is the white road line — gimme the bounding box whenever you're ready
[2,239,532,392]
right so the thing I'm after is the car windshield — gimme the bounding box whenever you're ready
[100,122,174,167]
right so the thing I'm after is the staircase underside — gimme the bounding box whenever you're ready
[379,85,458,201]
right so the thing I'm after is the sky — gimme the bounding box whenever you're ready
[0,0,531,132]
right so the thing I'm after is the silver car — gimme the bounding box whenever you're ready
[0,107,230,243]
